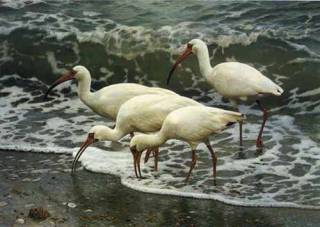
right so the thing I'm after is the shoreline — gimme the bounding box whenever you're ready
[1,150,320,226]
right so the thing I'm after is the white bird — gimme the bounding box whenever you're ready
[130,106,245,181]
[44,65,176,120]
[167,39,284,147]
[44,65,176,168]
[71,94,202,177]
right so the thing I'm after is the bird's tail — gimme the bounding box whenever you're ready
[207,107,245,127]
[223,112,245,127]
[215,109,245,127]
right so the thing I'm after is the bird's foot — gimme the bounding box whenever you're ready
[239,142,244,152]
[213,179,217,186]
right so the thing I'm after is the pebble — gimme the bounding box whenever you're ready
[67,202,77,208]
[16,218,25,224]
[32,178,41,182]
[0,201,8,207]
[25,203,35,208]
[22,178,32,182]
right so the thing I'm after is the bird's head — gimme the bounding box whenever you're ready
[187,39,207,54]
[88,125,110,142]
[130,135,148,153]
[71,125,108,174]
[43,65,89,100]
[167,39,207,85]
[72,65,90,81]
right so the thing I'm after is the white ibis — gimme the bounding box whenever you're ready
[167,39,284,147]
[130,106,245,181]
[44,65,176,120]
[44,65,176,167]
[71,94,202,177]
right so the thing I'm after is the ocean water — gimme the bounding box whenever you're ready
[0,1,320,209]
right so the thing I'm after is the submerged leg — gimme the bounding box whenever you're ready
[185,150,197,182]
[256,100,268,147]
[239,121,243,147]
[205,141,218,178]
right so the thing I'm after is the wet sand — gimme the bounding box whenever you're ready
[0,149,319,227]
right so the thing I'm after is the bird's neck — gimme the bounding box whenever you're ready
[78,76,93,104]
[100,127,126,142]
[139,133,166,150]
[196,46,212,78]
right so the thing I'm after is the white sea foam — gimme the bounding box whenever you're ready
[0,0,44,9]
[1,73,319,209]
[2,9,317,62]
[77,119,320,209]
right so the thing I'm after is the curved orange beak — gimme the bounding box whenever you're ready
[167,44,193,85]
[43,69,77,100]
[71,133,95,175]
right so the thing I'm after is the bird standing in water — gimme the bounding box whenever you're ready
[44,65,176,120]
[44,65,177,166]
[71,94,202,177]
[130,106,245,181]
[167,39,283,148]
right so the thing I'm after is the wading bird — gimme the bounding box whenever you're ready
[44,65,176,166]
[167,39,283,147]
[71,94,202,177]
[130,106,244,181]
[44,65,176,120]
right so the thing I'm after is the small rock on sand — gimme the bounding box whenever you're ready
[16,218,25,224]
[67,202,77,208]
[28,207,50,220]
[0,201,8,207]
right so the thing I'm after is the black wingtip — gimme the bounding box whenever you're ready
[226,122,236,127]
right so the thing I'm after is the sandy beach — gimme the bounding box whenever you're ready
[0,149,319,227]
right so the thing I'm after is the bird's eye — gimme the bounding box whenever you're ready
[71,69,77,75]
[94,138,99,143]
[187,43,193,49]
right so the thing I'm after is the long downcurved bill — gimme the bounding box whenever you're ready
[71,133,95,175]
[43,70,76,100]
[167,45,193,85]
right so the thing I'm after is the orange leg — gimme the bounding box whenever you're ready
[144,148,159,171]
[130,148,139,178]
[185,150,197,182]
[144,148,152,163]
[205,142,217,178]
[136,151,142,178]
[256,100,268,147]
